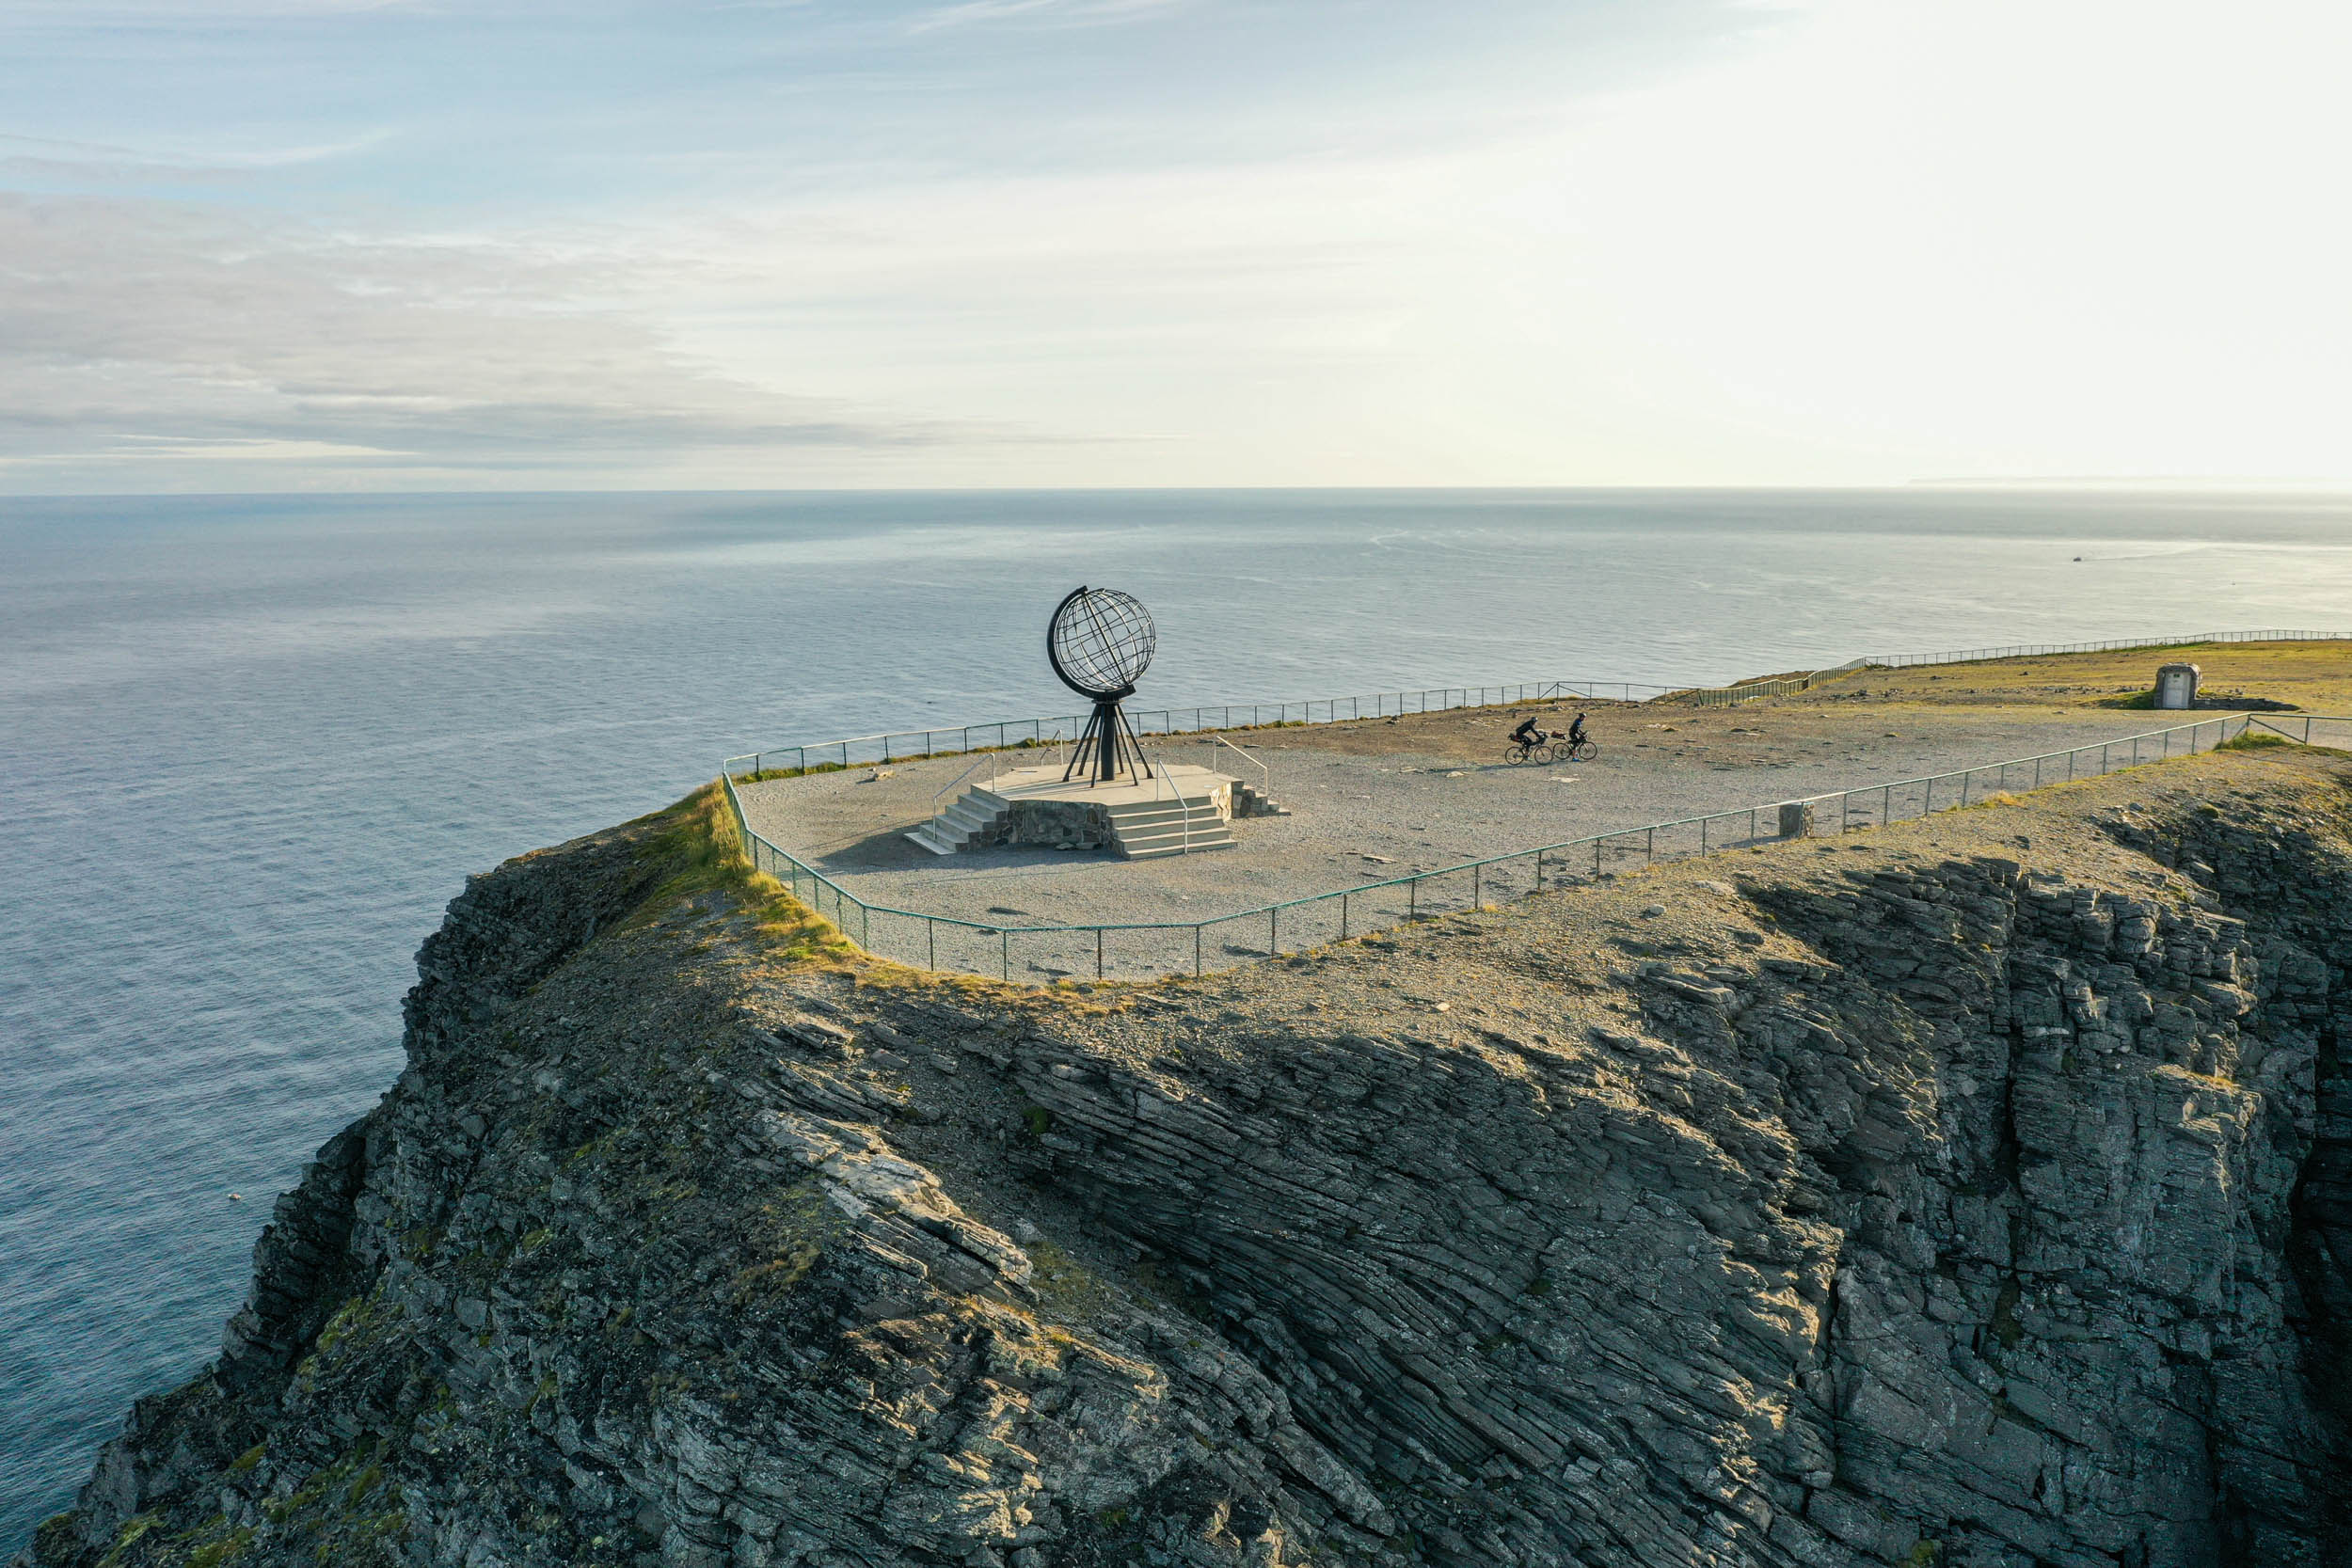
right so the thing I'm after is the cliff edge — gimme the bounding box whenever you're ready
[21,752,2352,1568]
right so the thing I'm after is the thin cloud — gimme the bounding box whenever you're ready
[0,129,395,185]
[0,1,420,18]
[904,0,1187,36]
[0,194,987,480]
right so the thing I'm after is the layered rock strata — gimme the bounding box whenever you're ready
[21,752,2351,1568]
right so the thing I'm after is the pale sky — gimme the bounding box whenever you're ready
[4,0,2346,492]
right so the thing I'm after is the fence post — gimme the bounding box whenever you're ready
[1473,863,1481,908]
[1269,907,1278,956]
[1341,892,1349,939]
[1961,770,1970,806]
[1535,849,1545,888]
[1595,838,1602,877]
[1646,827,1654,863]
[1196,926,1202,975]
[1409,879,1418,919]
[928,921,936,970]
[1096,928,1104,980]
[1001,931,1009,981]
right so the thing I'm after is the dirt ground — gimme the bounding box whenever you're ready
[1792,638,2352,711]
[1223,638,2352,771]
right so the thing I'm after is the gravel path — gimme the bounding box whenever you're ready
[734,705,2199,977]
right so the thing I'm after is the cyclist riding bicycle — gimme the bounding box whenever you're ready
[1568,712,1588,747]
[1509,716,1544,751]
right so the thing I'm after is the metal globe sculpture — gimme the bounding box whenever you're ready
[1048,587,1156,698]
[1047,586,1158,784]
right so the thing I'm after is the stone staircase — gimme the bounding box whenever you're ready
[1232,779,1290,817]
[904,784,1235,859]
[1103,794,1233,860]
[903,785,1011,856]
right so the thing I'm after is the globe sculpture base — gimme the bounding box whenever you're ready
[1065,695,1154,786]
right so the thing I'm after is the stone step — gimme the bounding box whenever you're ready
[1106,802,1224,829]
[1105,790,1232,858]
[1232,781,1291,817]
[904,826,959,856]
[1120,833,1236,860]
[1112,817,1225,841]
[940,800,997,834]
[1115,822,1236,858]
[905,786,1013,855]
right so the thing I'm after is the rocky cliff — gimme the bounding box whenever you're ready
[21,752,2351,1568]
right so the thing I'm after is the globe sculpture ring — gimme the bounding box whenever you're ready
[1047,586,1156,700]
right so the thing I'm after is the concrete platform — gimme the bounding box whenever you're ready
[906,763,1239,859]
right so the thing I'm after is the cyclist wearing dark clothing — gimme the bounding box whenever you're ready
[1568,713,1588,746]
[1510,717,1544,749]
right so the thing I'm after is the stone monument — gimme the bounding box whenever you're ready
[2154,662,2201,710]
[905,587,1248,860]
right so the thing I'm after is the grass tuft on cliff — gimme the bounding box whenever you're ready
[628,782,852,961]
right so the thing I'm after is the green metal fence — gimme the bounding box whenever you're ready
[723,711,2345,986]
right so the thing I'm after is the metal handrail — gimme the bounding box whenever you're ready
[724,709,2347,985]
[928,753,997,846]
[1204,732,1269,793]
[1158,766,1192,857]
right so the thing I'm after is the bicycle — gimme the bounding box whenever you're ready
[1504,732,1597,765]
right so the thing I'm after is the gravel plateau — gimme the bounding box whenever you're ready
[734,692,2250,978]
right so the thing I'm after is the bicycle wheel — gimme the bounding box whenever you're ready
[1530,744,1555,764]
[1504,744,1530,765]
[1569,740,1598,762]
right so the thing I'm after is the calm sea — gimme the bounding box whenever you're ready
[6,487,2351,1541]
